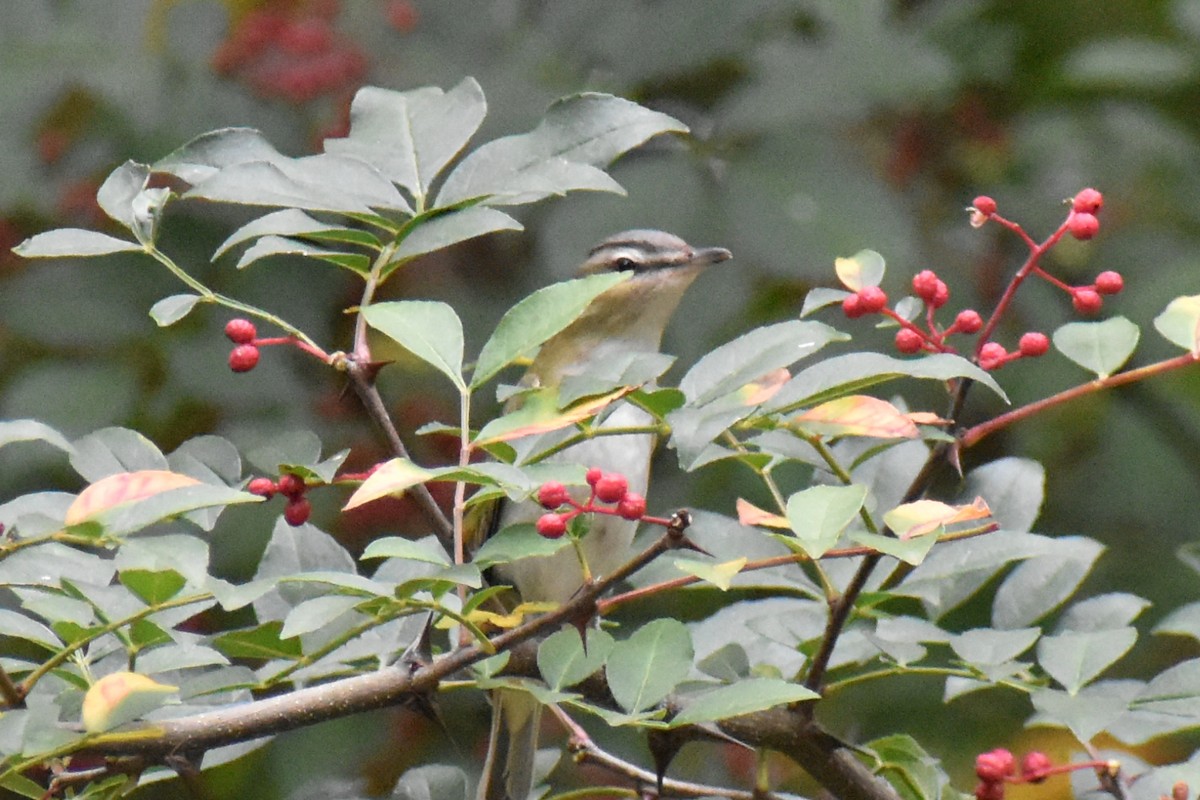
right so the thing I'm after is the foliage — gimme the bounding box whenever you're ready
[4,76,1200,800]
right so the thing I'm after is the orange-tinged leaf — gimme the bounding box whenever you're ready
[81,671,178,733]
[343,458,435,511]
[736,497,789,529]
[65,470,202,525]
[906,411,950,426]
[883,496,991,540]
[794,395,919,439]
[737,368,791,406]
[472,386,631,447]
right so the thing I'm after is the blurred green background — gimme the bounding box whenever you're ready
[4,0,1200,796]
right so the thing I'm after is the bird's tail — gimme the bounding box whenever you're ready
[477,689,541,800]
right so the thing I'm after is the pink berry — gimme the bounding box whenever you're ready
[857,285,888,314]
[979,342,1007,370]
[931,280,950,309]
[895,328,924,354]
[912,270,940,303]
[536,513,567,539]
[229,344,260,373]
[594,473,629,504]
[247,477,276,498]
[1020,751,1052,784]
[972,195,997,216]
[1068,212,1100,241]
[1018,332,1050,357]
[283,497,311,527]
[954,309,983,334]
[616,493,647,520]
[585,467,603,487]
[975,748,1015,782]
[277,473,306,499]
[841,293,865,319]
[1094,270,1123,295]
[1072,187,1103,214]
[277,17,333,56]
[537,481,570,510]
[975,781,1005,800]
[1072,288,1103,315]
[224,318,257,344]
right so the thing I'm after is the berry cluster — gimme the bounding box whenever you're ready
[210,4,368,105]
[840,188,1122,371]
[534,468,647,539]
[225,318,261,373]
[973,748,1112,800]
[248,473,312,527]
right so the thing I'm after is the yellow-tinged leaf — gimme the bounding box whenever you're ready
[65,470,202,525]
[674,557,748,590]
[81,671,178,733]
[343,458,435,511]
[472,386,631,447]
[736,498,789,529]
[435,601,558,631]
[834,250,884,292]
[737,368,791,406]
[906,411,950,426]
[883,496,991,540]
[794,395,919,439]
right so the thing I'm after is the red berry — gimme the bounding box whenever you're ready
[972,195,997,216]
[1072,187,1103,214]
[1018,332,1050,357]
[857,285,888,314]
[912,270,940,303]
[1072,288,1103,315]
[616,493,647,520]
[895,328,924,354]
[228,344,260,372]
[385,0,420,32]
[1173,781,1190,800]
[841,293,865,319]
[1067,212,1100,241]
[277,473,306,499]
[536,513,567,539]
[931,280,950,309]
[247,477,276,498]
[537,481,570,510]
[974,781,1005,800]
[277,18,333,56]
[224,318,257,344]
[979,342,1007,370]
[283,497,312,527]
[585,467,603,487]
[954,309,983,334]
[1020,751,1052,783]
[594,473,629,504]
[975,748,1015,782]
[1094,270,1123,295]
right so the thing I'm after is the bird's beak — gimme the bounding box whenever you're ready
[689,246,733,267]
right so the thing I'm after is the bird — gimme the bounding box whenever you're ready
[474,229,732,800]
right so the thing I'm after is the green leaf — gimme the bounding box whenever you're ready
[1037,628,1137,695]
[849,530,938,565]
[949,627,1040,665]
[14,229,141,258]
[960,457,1044,533]
[391,206,522,267]
[1058,593,1148,632]
[767,352,1007,411]
[0,609,62,650]
[96,160,150,233]
[363,301,466,390]
[785,484,868,559]
[154,127,285,184]
[213,621,302,660]
[606,619,693,713]
[213,208,380,260]
[670,678,818,726]
[119,569,187,605]
[0,419,73,455]
[1154,295,1200,354]
[864,734,948,800]
[1052,317,1139,378]
[70,427,168,481]
[472,523,571,569]
[538,628,613,690]
[679,321,845,405]
[325,79,487,204]
[149,294,202,327]
[438,93,686,207]
[280,595,362,639]
[360,536,451,565]
[94,484,261,537]
[800,287,852,317]
[1030,684,1131,742]
[1154,601,1200,641]
[392,765,470,800]
[234,235,371,274]
[992,538,1104,628]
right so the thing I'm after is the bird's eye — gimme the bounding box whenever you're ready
[614,257,636,271]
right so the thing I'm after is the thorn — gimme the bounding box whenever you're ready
[675,535,712,557]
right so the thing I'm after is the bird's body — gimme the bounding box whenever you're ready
[476,230,731,800]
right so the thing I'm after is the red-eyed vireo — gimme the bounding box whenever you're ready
[476,229,732,800]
